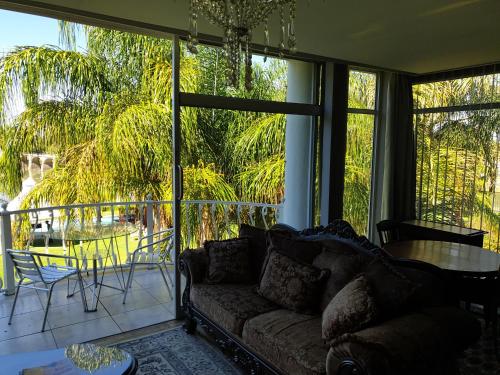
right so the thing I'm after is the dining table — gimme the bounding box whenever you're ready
[383,240,500,275]
[384,239,500,355]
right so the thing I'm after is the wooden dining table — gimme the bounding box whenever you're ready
[384,240,500,355]
[384,240,500,275]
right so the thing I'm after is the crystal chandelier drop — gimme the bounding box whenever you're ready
[187,0,297,91]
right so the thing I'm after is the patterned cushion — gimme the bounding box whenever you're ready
[364,258,418,318]
[242,309,327,375]
[258,251,330,314]
[238,224,267,281]
[205,238,253,284]
[322,275,378,342]
[267,230,322,264]
[190,284,278,336]
[312,246,369,311]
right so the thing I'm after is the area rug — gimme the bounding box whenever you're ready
[117,324,498,375]
[116,326,243,375]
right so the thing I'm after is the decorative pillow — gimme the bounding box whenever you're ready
[266,230,322,264]
[204,238,253,284]
[312,246,370,310]
[364,258,418,317]
[258,251,330,314]
[239,224,267,281]
[322,274,378,342]
[395,265,445,308]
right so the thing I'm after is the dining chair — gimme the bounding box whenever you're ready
[7,249,86,332]
[122,228,174,304]
[376,219,401,247]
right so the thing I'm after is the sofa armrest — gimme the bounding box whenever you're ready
[326,338,388,375]
[179,247,208,285]
[326,311,472,375]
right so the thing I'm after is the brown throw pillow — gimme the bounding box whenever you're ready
[258,251,330,314]
[322,274,378,342]
[364,258,418,318]
[312,246,371,311]
[205,238,253,284]
[239,224,267,281]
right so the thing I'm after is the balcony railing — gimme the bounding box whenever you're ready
[0,199,281,294]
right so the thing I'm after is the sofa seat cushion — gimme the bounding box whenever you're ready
[242,309,328,375]
[329,312,467,374]
[190,283,278,336]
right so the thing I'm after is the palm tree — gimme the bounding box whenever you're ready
[0,27,237,208]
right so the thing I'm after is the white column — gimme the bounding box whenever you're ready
[40,156,47,179]
[282,60,315,230]
[27,155,33,179]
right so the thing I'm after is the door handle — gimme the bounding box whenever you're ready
[176,165,184,201]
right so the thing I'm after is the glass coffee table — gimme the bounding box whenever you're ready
[51,223,137,312]
[1,343,137,374]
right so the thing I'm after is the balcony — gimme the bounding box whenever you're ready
[0,267,175,354]
[0,199,279,354]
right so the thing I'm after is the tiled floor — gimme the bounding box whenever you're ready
[0,267,176,355]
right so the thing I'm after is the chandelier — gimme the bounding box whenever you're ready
[187,0,297,91]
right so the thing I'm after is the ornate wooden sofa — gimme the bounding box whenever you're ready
[179,220,481,375]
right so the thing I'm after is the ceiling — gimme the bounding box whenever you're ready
[0,0,499,74]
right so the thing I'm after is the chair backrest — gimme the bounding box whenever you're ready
[136,229,174,263]
[7,250,43,282]
[376,220,400,247]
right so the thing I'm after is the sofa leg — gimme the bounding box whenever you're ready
[183,317,197,334]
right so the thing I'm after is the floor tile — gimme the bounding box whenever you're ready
[97,274,140,298]
[52,316,121,347]
[0,310,51,341]
[132,271,169,288]
[0,292,43,318]
[160,300,175,314]
[111,304,174,332]
[100,289,159,316]
[0,331,56,355]
[47,300,108,329]
[36,283,85,308]
[144,284,173,304]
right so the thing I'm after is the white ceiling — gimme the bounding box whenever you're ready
[1,0,499,74]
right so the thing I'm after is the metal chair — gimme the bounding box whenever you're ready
[123,228,174,304]
[376,219,401,247]
[7,249,85,332]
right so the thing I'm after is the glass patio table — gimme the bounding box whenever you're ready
[51,223,137,312]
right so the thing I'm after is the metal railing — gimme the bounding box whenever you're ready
[0,199,281,294]
[414,73,500,250]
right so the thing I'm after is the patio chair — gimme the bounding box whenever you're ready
[7,249,85,332]
[122,228,174,304]
[376,219,401,247]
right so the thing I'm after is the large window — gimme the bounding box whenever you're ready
[414,73,500,250]
[343,70,378,235]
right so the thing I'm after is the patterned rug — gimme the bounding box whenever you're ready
[116,326,243,375]
[117,325,498,375]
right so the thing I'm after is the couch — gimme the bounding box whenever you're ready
[179,220,480,375]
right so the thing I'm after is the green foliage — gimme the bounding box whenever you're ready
[414,74,500,250]
[0,23,381,242]
[0,23,290,210]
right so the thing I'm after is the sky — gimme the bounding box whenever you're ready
[0,9,88,120]
[0,9,86,54]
